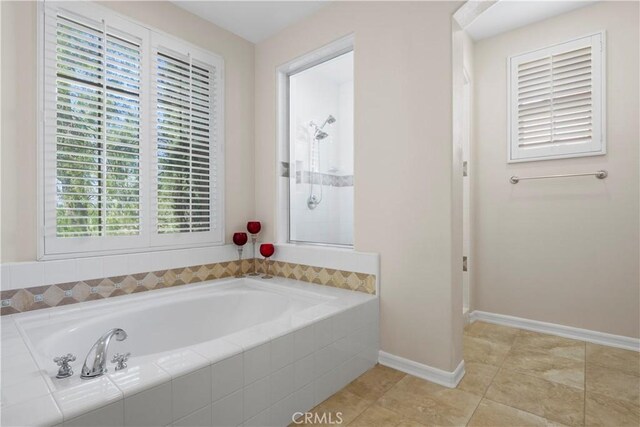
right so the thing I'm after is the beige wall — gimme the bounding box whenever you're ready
[1,1,37,262]
[0,1,255,262]
[461,28,475,312]
[255,1,463,371]
[473,1,639,338]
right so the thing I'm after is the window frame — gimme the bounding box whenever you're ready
[37,1,225,260]
[275,34,355,249]
[507,31,606,163]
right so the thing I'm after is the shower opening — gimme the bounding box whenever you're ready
[286,50,354,246]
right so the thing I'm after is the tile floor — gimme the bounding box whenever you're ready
[294,322,640,426]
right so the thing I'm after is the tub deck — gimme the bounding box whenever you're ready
[1,276,379,426]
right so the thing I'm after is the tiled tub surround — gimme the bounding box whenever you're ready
[1,277,379,426]
[255,259,374,294]
[1,259,376,315]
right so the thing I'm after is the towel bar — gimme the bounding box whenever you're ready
[509,170,608,184]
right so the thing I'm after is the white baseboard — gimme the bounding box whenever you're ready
[378,351,465,388]
[470,310,640,352]
[463,308,471,325]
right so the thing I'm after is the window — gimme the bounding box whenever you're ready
[284,48,354,247]
[41,3,223,257]
[150,34,222,247]
[508,33,605,162]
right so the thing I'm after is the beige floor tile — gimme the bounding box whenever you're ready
[513,330,585,362]
[502,345,585,389]
[468,399,567,426]
[307,389,371,426]
[395,421,429,427]
[377,375,481,426]
[348,404,418,427]
[585,392,640,427]
[485,369,584,426]
[464,321,520,347]
[586,363,640,406]
[298,328,640,427]
[586,343,640,377]
[345,364,406,402]
[457,362,499,397]
[464,335,511,367]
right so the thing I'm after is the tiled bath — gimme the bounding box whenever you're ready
[0,277,379,426]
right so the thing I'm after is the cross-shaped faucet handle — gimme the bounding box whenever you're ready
[111,352,131,371]
[53,353,76,379]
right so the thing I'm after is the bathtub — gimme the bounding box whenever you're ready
[1,276,379,427]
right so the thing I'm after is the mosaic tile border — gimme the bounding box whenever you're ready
[280,162,353,187]
[296,170,354,187]
[0,259,376,315]
[280,161,291,178]
[255,259,375,294]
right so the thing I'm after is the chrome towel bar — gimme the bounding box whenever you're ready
[509,170,608,184]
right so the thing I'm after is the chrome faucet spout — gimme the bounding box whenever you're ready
[81,328,127,379]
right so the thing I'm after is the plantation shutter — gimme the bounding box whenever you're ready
[509,33,604,162]
[151,35,223,245]
[43,4,148,254]
[42,3,224,257]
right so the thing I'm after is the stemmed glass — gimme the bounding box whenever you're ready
[246,221,261,276]
[232,232,248,277]
[259,243,275,279]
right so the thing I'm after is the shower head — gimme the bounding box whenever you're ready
[310,115,336,141]
[311,115,337,131]
[324,115,336,126]
[315,130,329,140]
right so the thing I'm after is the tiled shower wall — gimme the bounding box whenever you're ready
[280,163,355,246]
[0,258,376,315]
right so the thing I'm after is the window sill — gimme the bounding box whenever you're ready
[38,240,225,262]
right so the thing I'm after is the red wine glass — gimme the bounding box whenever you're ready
[259,243,275,279]
[246,221,261,276]
[233,232,248,277]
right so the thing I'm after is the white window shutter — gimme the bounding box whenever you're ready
[150,35,224,246]
[43,4,149,255]
[53,14,107,238]
[509,33,605,162]
[41,3,224,257]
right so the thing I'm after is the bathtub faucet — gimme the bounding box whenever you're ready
[81,328,128,379]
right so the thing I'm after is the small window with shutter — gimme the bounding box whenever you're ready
[508,33,605,163]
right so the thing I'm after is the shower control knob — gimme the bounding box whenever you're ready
[53,353,76,379]
[111,352,131,371]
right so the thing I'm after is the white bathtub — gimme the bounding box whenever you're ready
[19,279,330,372]
[2,277,379,427]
